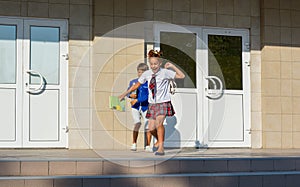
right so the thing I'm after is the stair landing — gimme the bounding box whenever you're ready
[1,148,300,187]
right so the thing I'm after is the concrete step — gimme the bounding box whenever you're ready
[0,157,300,177]
[1,171,300,187]
[1,149,300,186]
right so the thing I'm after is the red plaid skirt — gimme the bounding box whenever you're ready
[146,101,175,120]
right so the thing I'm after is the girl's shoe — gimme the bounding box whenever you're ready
[154,151,165,156]
[152,146,159,152]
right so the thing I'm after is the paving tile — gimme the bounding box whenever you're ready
[213,176,239,187]
[294,159,300,170]
[128,160,155,174]
[263,175,285,187]
[239,176,263,187]
[54,179,82,187]
[103,160,129,174]
[286,174,300,187]
[21,161,48,176]
[189,176,214,187]
[228,160,251,172]
[49,161,76,175]
[180,160,204,173]
[76,161,102,175]
[155,160,180,174]
[0,180,24,187]
[25,179,53,187]
[0,162,20,176]
[274,159,296,171]
[136,177,163,187]
[83,178,110,187]
[111,178,137,187]
[251,159,274,171]
[163,176,189,187]
[202,160,228,173]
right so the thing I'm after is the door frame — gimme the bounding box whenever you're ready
[154,23,251,148]
[23,18,69,148]
[0,17,68,148]
[154,23,201,147]
[202,28,251,147]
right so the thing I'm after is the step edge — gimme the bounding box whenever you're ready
[1,171,300,180]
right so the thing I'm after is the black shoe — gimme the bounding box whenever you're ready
[152,146,159,152]
[155,151,165,156]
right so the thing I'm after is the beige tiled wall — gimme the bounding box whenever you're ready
[261,0,300,148]
[5,0,293,150]
[92,0,262,149]
[92,0,146,150]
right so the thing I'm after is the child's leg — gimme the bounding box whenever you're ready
[146,131,151,146]
[148,119,158,140]
[131,108,141,144]
[142,111,152,146]
[155,115,166,153]
[133,123,141,143]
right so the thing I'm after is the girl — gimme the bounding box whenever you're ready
[119,50,185,155]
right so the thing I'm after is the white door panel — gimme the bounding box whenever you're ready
[164,93,197,147]
[23,19,68,148]
[208,94,244,142]
[29,90,59,141]
[0,89,16,141]
[203,28,251,147]
[0,18,23,147]
[0,17,68,148]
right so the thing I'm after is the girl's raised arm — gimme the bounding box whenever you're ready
[164,62,185,79]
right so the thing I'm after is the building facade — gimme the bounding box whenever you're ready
[0,0,299,149]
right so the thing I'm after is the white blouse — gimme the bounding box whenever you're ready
[138,68,176,104]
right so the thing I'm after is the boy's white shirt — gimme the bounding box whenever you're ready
[138,68,176,104]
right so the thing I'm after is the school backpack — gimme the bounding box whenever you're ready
[169,79,177,95]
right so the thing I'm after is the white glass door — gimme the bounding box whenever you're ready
[0,18,68,148]
[23,20,68,147]
[154,24,200,147]
[202,28,251,147]
[0,18,23,147]
[154,24,251,148]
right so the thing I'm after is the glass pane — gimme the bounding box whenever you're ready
[30,26,60,85]
[160,32,196,88]
[0,25,16,84]
[208,35,243,90]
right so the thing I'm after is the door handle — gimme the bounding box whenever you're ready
[205,76,223,99]
[25,70,44,93]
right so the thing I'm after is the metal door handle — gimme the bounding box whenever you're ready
[205,76,223,99]
[25,70,44,93]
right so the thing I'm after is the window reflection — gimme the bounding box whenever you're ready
[160,32,196,88]
[30,26,60,85]
[208,35,243,90]
[0,25,16,84]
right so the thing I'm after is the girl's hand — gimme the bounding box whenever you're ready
[165,62,185,79]
[118,94,126,101]
[164,62,174,69]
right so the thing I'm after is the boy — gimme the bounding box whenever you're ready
[127,63,152,152]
